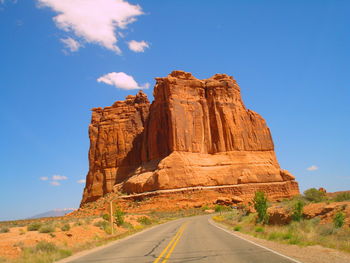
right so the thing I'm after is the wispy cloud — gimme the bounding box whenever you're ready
[52,174,68,181]
[37,0,144,54]
[40,176,49,181]
[97,72,149,90]
[307,165,318,171]
[77,179,86,184]
[50,181,61,186]
[60,37,81,52]
[128,40,149,53]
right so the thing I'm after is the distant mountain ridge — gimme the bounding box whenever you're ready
[28,208,75,219]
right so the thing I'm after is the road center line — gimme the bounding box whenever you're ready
[162,223,187,263]
[153,223,186,263]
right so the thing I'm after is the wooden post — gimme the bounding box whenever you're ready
[110,201,114,235]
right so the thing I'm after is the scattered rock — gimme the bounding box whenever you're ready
[268,207,292,225]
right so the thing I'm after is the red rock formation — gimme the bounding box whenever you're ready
[81,71,299,205]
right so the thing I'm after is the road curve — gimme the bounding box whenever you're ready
[63,215,300,263]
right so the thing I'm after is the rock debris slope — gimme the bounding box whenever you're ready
[81,71,299,205]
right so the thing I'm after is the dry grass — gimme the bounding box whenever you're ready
[0,207,210,263]
[214,210,350,253]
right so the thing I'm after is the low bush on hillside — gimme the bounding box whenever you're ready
[0,227,10,233]
[102,214,110,221]
[303,188,326,202]
[333,212,345,228]
[291,200,304,222]
[114,208,125,227]
[214,205,232,213]
[94,220,112,234]
[137,216,152,225]
[27,222,42,231]
[60,224,70,232]
[334,192,350,202]
[17,241,72,263]
[39,224,55,233]
[253,191,269,224]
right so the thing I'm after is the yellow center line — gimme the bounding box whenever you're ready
[161,223,187,263]
[153,223,187,263]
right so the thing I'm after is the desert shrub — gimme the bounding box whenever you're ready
[60,224,70,232]
[267,231,292,241]
[20,241,72,263]
[233,225,241,231]
[122,222,134,229]
[253,191,269,224]
[137,216,152,225]
[303,188,325,202]
[255,226,264,232]
[27,222,42,231]
[292,200,304,222]
[0,227,10,233]
[201,205,209,211]
[318,224,335,236]
[94,220,111,234]
[333,212,345,228]
[74,220,83,226]
[102,214,110,221]
[39,224,55,233]
[214,205,231,213]
[334,192,350,202]
[114,207,125,226]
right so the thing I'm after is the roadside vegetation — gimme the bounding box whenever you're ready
[0,207,211,263]
[213,189,350,253]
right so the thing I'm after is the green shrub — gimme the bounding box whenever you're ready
[334,192,350,202]
[292,200,304,221]
[333,212,345,228]
[253,191,269,224]
[102,214,110,221]
[303,188,325,202]
[39,225,55,233]
[94,220,111,234]
[35,241,57,253]
[318,224,335,236]
[114,207,125,227]
[137,216,152,225]
[255,226,264,232]
[214,205,231,213]
[60,224,70,232]
[233,225,241,231]
[27,222,42,231]
[0,227,10,233]
[20,241,72,263]
[201,205,209,211]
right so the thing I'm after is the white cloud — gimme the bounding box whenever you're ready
[60,37,81,52]
[52,174,68,181]
[307,165,318,171]
[50,181,61,186]
[97,72,149,90]
[77,179,86,184]
[128,40,149,53]
[40,176,49,181]
[37,0,144,54]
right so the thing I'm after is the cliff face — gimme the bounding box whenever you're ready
[81,71,299,205]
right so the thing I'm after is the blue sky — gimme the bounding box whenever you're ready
[0,0,349,221]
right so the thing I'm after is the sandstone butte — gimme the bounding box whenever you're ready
[80,70,299,206]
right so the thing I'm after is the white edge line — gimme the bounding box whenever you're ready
[208,219,303,263]
[56,218,182,263]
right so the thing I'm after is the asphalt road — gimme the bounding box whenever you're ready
[64,215,300,263]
